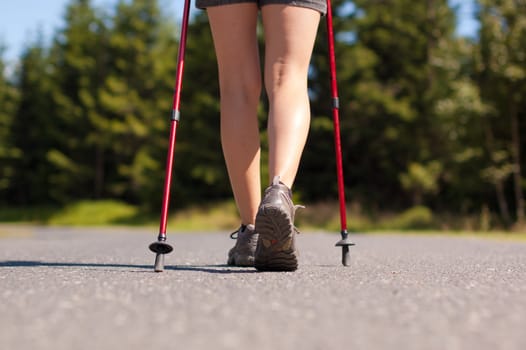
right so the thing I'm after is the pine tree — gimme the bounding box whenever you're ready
[0,47,20,203]
[10,39,57,204]
[306,0,458,210]
[475,0,526,227]
[171,10,230,205]
[47,0,109,202]
[97,0,179,206]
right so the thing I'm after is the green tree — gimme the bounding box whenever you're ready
[47,0,109,202]
[10,39,57,204]
[172,10,232,205]
[97,0,179,207]
[476,0,526,227]
[0,47,20,203]
[305,0,457,210]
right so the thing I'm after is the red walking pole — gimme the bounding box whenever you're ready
[326,0,355,266]
[149,0,191,272]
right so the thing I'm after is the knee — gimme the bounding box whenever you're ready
[220,71,262,107]
[264,62,305,101]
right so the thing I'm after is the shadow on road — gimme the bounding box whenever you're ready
[0,260,257,274]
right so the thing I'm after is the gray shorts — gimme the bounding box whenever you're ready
[195,0,327,15]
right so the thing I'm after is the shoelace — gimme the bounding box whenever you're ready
[230,224,248,240]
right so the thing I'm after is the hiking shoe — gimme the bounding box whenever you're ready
[227,224,258,267]
[254,176,303,271]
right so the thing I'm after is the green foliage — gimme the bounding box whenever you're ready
[0,206,57,223]
[9,39,60,203]
[169,11,230,205]
[1,0,526,229]
[96,0,178,205]
[304,0,458,209]
[0,47,20,201]
[399,161,443,205]
[382,206,435,230]
[47,200,140,226]
[474,0,526,225]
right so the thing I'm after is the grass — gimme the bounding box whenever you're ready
[168,201,240,231]
[0,200,154,227]
[1,200,525,240]
[364,230,526,242]
[47,200,145,226]
[0,199,240,230]
[0,205,57,224]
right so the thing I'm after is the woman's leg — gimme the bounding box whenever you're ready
[207,4,262,226]
[261,4,321,188]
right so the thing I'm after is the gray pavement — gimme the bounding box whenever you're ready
[1,226,525,350]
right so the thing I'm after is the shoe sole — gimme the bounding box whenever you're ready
[254,206,298,271]
[228,255,254,267]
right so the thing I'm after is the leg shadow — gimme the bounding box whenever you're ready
[0,260,257,274]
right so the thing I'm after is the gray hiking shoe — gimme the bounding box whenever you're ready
[254,176,304,271]
[227,224,258,267]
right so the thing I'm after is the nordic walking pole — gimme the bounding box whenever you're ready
[326,0,355,266]
[149,0,191,272]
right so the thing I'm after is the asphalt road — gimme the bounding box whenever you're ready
[1,226,525,350]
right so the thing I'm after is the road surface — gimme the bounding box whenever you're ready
[1,226,525,350]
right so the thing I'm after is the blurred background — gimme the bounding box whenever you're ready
[0,0,525,232]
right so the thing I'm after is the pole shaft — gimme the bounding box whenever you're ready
[159,0,191,238]
[326,0,348,234]
[171,0,191,113]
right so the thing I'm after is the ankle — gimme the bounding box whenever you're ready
[269,175,292,189]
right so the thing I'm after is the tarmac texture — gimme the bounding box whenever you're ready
[1,226,525,350]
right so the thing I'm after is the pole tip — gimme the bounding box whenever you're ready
[154,253,165,272]
[342,246,351,266]
[336,237,354,267]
